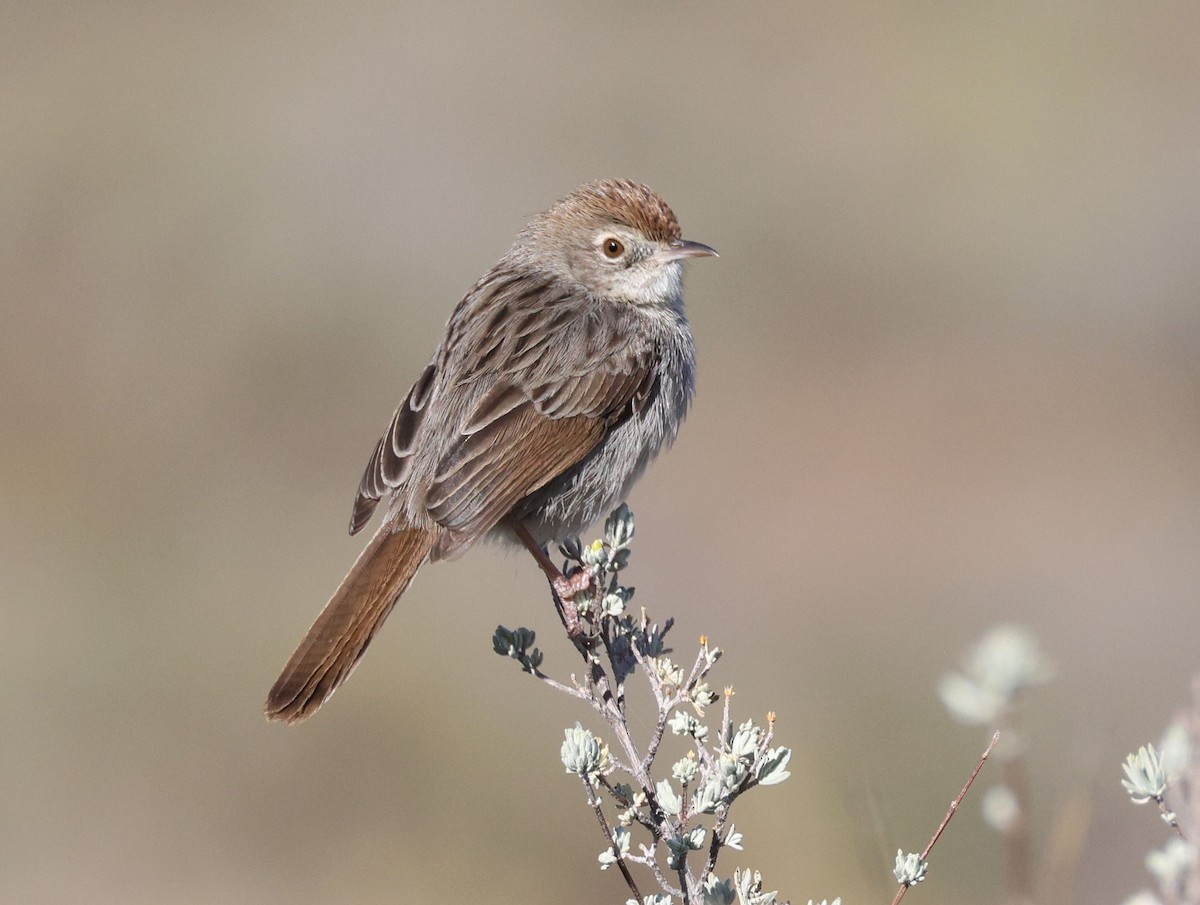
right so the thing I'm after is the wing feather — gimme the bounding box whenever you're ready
[350,361,437,535]
[427,408,602,535]
[425,348,655,553]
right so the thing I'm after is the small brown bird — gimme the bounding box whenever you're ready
[265,179,716,723]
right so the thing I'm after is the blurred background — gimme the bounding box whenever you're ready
[3,2,1199,903]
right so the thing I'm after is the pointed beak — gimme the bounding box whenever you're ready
[659,239,719,263]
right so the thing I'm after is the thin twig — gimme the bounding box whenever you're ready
[583,775,641,901]
[889,730,1001,905]
[641,702,672,774]
[1158,797,1187,841]
[676,863,692,904]
[605,754,639,779]
[645,848,682,899]
[682,644,708,697]
[922,730,1000,859]
[527,666,588,700]
[596,775,659,834]
[704,809,730,878]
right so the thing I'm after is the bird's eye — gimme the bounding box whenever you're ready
[601,237,625,259]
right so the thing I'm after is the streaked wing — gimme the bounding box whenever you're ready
[350,272,659,544]
[350,361,437,535]
[348,275,570,535]
[426,406,603,540]
[426,356,657,548]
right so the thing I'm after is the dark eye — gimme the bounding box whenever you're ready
[602,237,625,259]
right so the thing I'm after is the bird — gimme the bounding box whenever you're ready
[265,179,716,723]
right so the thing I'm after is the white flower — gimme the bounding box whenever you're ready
[561,723,609,776]
[1122,744,1168,803]
[893,849,928,885]
[938,625,1051,724]
[1145,837,1195,890]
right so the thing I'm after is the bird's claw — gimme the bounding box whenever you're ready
[553,567,596,638]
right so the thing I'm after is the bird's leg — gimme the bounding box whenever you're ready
[509,520,592,638]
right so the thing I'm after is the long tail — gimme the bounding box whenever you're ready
[265,523,436,723]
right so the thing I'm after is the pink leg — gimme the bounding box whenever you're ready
[509,520,592,636]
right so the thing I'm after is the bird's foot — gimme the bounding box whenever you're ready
[553,567,595,638]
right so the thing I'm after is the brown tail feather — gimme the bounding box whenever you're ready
[265,523,436,723]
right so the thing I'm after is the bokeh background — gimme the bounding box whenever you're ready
[4,3,1199,903]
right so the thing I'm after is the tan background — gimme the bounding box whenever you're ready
[3,3,1199,903]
